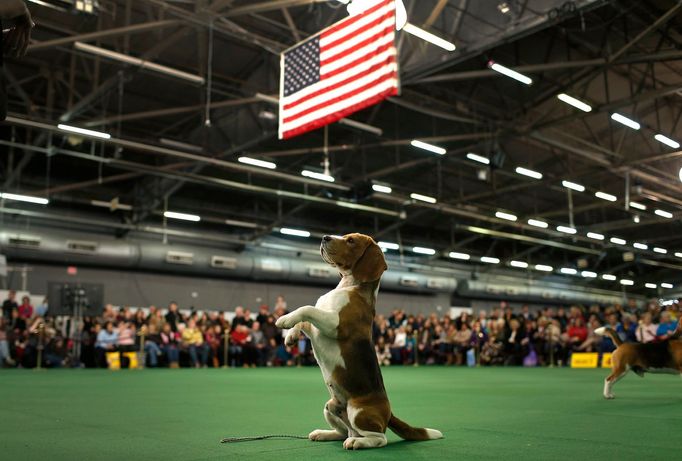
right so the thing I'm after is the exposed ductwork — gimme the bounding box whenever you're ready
[0,227,456,294]
[0,225,637,304]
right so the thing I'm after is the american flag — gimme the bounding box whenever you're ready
[278,0,399,140]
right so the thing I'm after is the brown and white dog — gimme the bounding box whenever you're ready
[275,233,443,450]
[594,325,682,399]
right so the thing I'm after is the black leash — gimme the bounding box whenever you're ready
[220,434,309,443]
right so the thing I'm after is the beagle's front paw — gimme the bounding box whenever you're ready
[276,313,297,329]
[284,329,299,347]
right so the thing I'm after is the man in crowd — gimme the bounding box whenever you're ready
[2,290,18,319]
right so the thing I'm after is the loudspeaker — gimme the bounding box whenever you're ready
[47,282,104,317]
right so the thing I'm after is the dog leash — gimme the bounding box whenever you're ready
[220,434,309,443]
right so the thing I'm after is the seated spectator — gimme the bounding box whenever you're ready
[0,318,15,367]
[375,336,390,366]
[142,324,163,368]
[229,324,249,367]
[205,324,224,367]
[618,314,638,342]
[452,322,472,365]
[182,319,209,368]
[504,318,528,366]
[245,322,267,367]
[95,322,119,368]
[566,317,588,352]
[656,311,677,340]
[636,312,658,343]
[35,297,48,318]
[18,296,33,320]
[160,323,180,368]
[390,326,407,364]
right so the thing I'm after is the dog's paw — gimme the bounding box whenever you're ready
[276,313,296,329]
[343,437,361,450]
[604,394,615,400]
[284,330,298,347]
[309,429,345,441]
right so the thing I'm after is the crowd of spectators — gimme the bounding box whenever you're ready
[0,289,680,369]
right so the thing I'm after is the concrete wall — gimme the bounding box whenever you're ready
[3,263,451,316]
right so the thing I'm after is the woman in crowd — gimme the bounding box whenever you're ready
[182,318,209,368]
[160,322,180,368]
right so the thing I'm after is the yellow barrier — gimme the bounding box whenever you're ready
[123,352,139,369]
[106,352,121,370]
[601,353,612,368]
[570,352,599,368]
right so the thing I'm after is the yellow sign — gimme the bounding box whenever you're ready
[601,353,612,368]
[570,352,599,368]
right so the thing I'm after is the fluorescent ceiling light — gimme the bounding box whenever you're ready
[527,219,549,228]
[645,283,657,289]
[581,271,597,278]
[411,140,446,155]
[655,209,673,219]
[280,227,310,237]
[238,157,276,169]
[675,252,682,258]
[412,246,436,255]
[661,283,674,289]
[557,93,592,112]
[0,192,49,205]
[515,167,543,180]
[609,237,626,245]
[610,113,640,130]
[595,191,617,202]
[74,42,205,84]
[57,123,111,139]
[561,180,585,192]
[495,211,518,221]
[488,61,532,85]
[602,274,617,281]
[480,256,500,264]
[402,23,456,51]
[449,252,471,260]
[560,268,577,275]
[679,167,682,183]
[633,242,648,250]
[629,201,646,210]
[556,225,577,234]
[410,193,437,204]
[466,153,490,165]
[372,184,392,194]
[378,242,399,250]
[301,170,335,183]
[535,264,553,272]
[587,232,605,240]
[619,279,634,286]
[510,260,528,268]
[653,247,667,254]
[654,134,680,149]
[164,211,200,222]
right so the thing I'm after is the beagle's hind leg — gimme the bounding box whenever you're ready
[309,399,348,442]
[343,401,389,450]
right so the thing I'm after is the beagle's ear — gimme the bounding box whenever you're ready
[353,239,387,283]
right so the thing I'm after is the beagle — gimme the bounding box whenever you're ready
[594,325,682,399]
[276,233,443,450]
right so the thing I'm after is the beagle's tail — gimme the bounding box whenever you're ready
[388,414,443,441]
[594,327,623,347]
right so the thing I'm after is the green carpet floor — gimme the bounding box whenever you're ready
[1,367,679,460]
